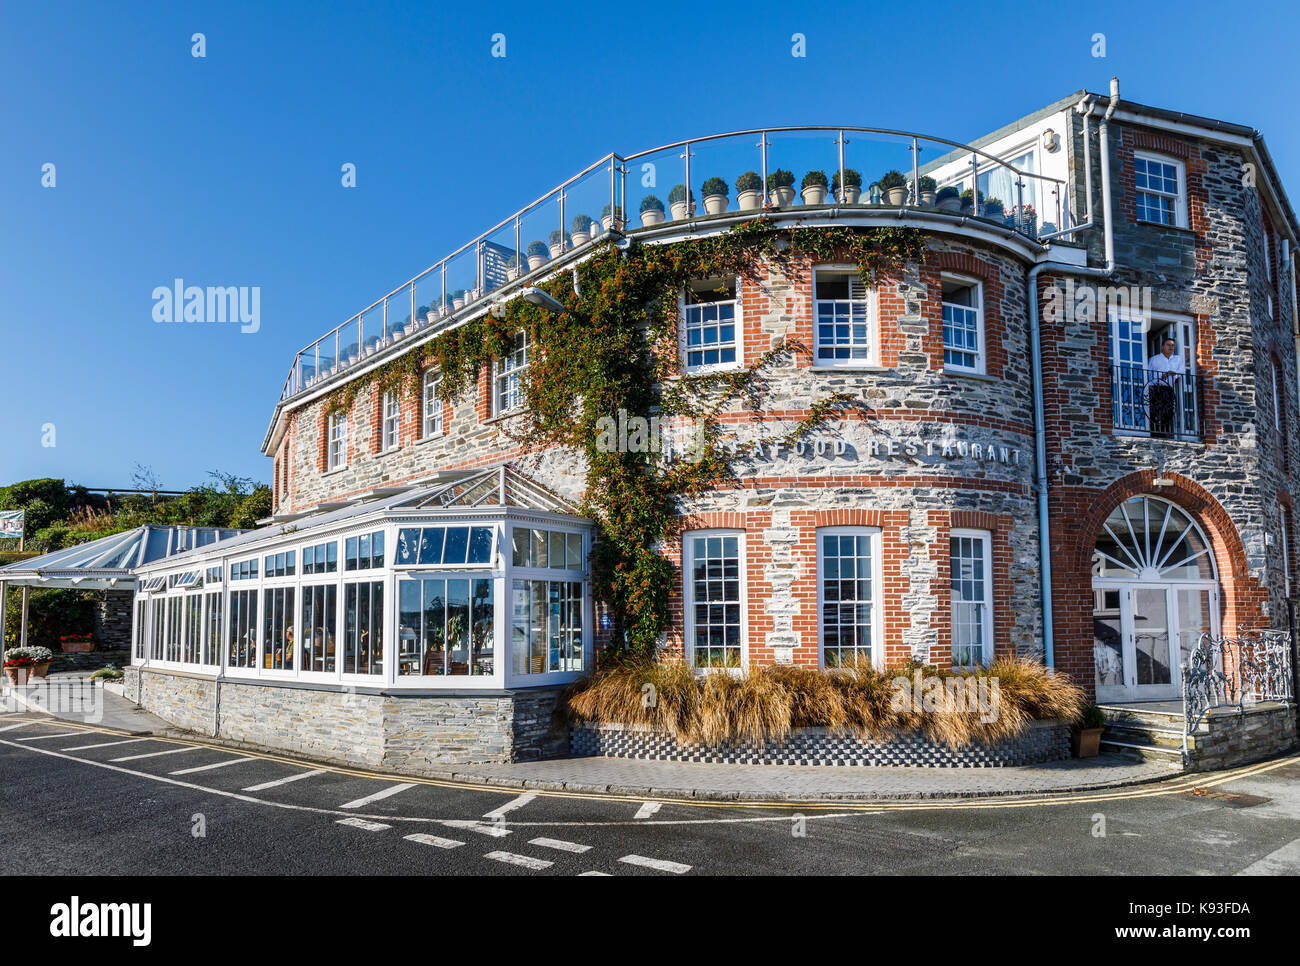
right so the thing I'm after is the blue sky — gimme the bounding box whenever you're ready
[2,0,1297,489]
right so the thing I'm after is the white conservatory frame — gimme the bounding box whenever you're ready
[130,467,596,692]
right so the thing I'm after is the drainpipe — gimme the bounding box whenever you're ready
[1029,77,1120,669]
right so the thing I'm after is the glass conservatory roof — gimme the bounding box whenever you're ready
[0,525,245,589]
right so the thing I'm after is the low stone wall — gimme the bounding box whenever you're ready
[570,719,1070,767]
[123,666,567,769]
[1187,702,1297,772]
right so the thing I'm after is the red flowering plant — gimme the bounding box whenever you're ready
[58,634,93,644]
[4,646,53,667]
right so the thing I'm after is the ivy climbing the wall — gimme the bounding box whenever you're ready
[321,222,927,657]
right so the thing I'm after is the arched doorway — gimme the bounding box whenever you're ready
[1092,495,1220,702]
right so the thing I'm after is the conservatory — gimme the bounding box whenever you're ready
[128,466,595,693]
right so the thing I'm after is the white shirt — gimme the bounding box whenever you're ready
[1147,352,1185,383]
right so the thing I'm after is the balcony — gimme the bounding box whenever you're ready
[278,126,1070,403]
[1110,365,1202,441]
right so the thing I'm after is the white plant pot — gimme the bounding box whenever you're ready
[426,311,437,324]
[839,186,861,204]
[528,254,548,270]
[737,189,762,211]
[549,243,563,258]
[571,229,590,246]
[920,190,936,206]
[601,214,614,231]
[801,184,827,205]
[884,186,909,206]
[669,201,689,220]
[505,267,519,281]
[769,186,795,207]
[453,297,464,309]
[702,194,728,215]
[640,209,665,226]
[937,197,961,212]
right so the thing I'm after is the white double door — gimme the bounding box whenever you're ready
[1093,580,1219,702]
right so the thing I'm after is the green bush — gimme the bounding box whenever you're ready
[667,184,694,205]
[831,168,862,193]
[801,170,828,189]
[766,168,795,190]
[877,169,907,190]
[571,213,594,233]
[936,185,960,202]
[90,666,124,682]
[639,194,664,213]
[701,176,728,198]
[918,175,937,192]
[526,239,549,257]
[1077,704,1107,730]
[735,171,762,192]
[549,228,572,247]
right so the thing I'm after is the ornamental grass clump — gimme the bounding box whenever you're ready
[559,656,1086,750]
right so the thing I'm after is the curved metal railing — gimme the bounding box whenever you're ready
[1182,630,1294,738]
[278,125,1071,403]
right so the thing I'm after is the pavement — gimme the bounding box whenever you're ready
[2,711,1299,876]
[7,672,1176,802]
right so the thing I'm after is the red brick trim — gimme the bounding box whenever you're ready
[920,252,1008,378]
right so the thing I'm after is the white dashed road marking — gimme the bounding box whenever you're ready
[634,802,662,820]
[170,757,256,776]
[243,768,327,792]
[442,820,511,838]
[619,854,692,874]
[15,732,84,742]
[483,793,536,819]
[484,851,552,871]
[111,747,201,762]
[337,817,391,832]
[529,837,591,854]
[405,833,465,850]
[579,871,612,876]
[62,738,152,752]
[340,782,417,810]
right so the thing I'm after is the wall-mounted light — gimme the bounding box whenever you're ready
[1042,128,1059,152]
[521,287,565,314]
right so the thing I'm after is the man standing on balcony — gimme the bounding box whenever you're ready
[1147,337,1186,438]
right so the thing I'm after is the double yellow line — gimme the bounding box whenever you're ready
[6,714,1294,814]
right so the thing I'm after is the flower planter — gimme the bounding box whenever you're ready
[548,243,563,258]
[640,209,665,226]
[736,189,763,211]
[527,253,549,270]
[1071,726,1103,758]
[769,187,795,207]
[505,267,519,282]
[702,194,728,215]
[919,190,936,206]
[838,187,861,204]
[570,229,590,246]
[937,197,962,213]
[884,186,909,206]
[600,214,615,231]
[4,666,30,685]
[62,640,94,653]
[801,185,827,206]
[669,201,690,220]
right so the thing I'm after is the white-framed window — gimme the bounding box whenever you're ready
[422,370,443,437]
[683,530,744,669]
[813,268,872,365]
[941,275,984,372]
[950,529,993,667]
[494,330,529,414]
[327,412,348,471]
[681,278,740,372]
[381,391,400,452]
[817,527,880,668]
[1133,152,1187,228]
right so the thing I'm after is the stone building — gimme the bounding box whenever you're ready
[124,83,1300,764]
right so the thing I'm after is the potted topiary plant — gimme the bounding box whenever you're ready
[767,168,795,207]
[450,288,467,310]
[504,256,521,282]
[639,194,665,226]
[701,177,729,215]
[801,170,829,205]
[548,228,571,257]
[935,185,961,212]
[1072,704,1107,758]
[571,214,594,246]
[878,169,909,206]
[959,188,983,214]
[526,240,549,270]
[831,168,862,204]
[918,176,937,206]
[601,203,626,231]
[982,197,1005,220]
[735,171,763,210]
[4,646,53,684]
[668,184,694,220]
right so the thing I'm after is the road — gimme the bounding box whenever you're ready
[2,716,1299,876]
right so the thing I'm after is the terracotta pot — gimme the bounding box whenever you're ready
[1071,726,1103,758]
[62,640,94,653]
[29,661,50,680]
[703,194,728,215]
[4,666,29,685]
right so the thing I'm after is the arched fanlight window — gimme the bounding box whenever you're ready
[1092,496,1217,581]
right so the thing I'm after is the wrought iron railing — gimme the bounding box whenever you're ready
[1182,631,1294,737]
[278,126,1071,403]
[1111,365,1201,441]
